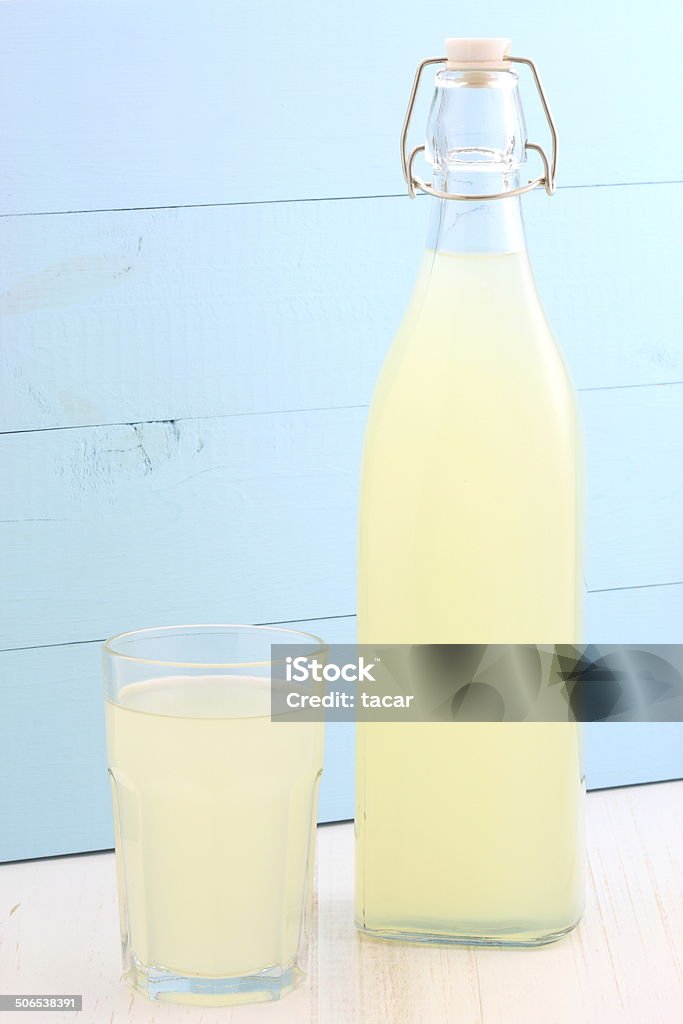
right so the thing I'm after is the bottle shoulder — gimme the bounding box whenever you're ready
[366,252,580,441]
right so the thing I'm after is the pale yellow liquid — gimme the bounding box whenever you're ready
[105,676,323,978]
[356,250,584,942]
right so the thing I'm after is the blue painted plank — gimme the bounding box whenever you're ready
[1,0,681,215]
[580,383,683,591]
[584,583,683,790]
[0,643,112,862]
[583,724,683,790]
[527,183,683,393]
[2,184,682,433]
[0,197,424,432]
[0,410,364,650]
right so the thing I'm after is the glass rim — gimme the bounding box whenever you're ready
[103,623,327,670]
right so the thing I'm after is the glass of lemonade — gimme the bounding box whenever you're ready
[103,624,325,1006]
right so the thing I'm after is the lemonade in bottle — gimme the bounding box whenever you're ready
[356,38,584,944]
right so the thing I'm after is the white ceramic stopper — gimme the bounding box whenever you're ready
[444,37,512,70]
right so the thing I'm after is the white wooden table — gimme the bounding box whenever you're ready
[1,781,682,1024]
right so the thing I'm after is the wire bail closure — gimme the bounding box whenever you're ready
[400,55,559,202]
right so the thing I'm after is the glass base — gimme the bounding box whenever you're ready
[355,915,581,948]
[125,952,305,1006]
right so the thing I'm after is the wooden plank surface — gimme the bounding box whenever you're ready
[0,781,681,1023]
[2,184,682,434]
[1,1,682,214]
[2,0,682,865]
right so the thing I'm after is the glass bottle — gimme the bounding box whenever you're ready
[356,38,584,945]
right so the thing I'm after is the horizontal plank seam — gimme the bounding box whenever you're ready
[2,379,683,438]
[0,405,371,437]
[587,580,683,595]
[578,380,683,394]
[0,614,358,655]
[0,178,681,219]
[589,776,683,793]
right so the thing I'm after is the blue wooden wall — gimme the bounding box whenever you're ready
[1,1,682,861]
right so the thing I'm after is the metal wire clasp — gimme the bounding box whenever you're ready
[400,55,559,202]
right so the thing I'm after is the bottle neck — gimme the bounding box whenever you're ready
[426,172,526,255]
[424,67,528,255]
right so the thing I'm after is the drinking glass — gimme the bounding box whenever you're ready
[103,624,325,1005]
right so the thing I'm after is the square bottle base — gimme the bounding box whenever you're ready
[355,916,581,948]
